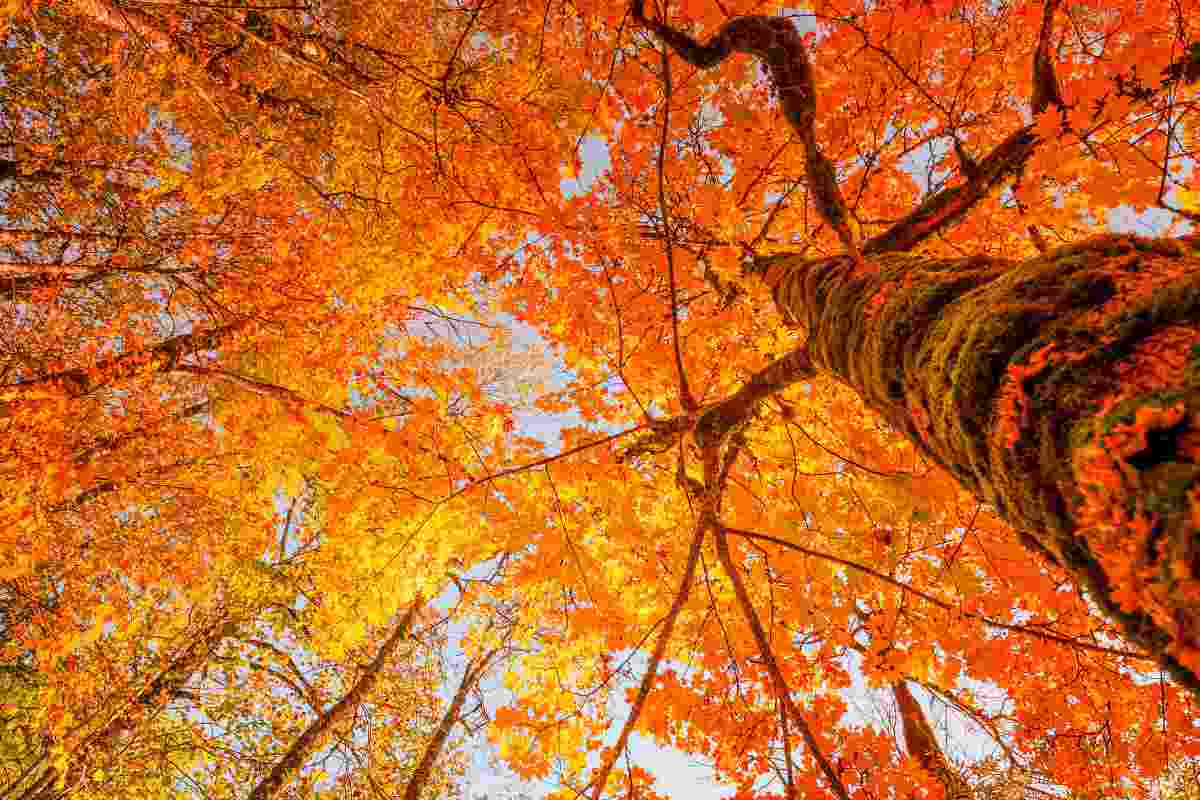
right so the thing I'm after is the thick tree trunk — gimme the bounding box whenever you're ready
[755,234,1200,690]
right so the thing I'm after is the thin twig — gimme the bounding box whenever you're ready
[589,525,706,800]
[723,525,1152,660]
[652,30,696,411]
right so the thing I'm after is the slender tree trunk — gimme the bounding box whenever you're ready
[892,681,974,800]
[402,648,497,800]
[248,598,422,800]
[754,234,1200,691]
[13,614,236,800]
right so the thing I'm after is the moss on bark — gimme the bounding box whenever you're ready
[759,235,1200,691]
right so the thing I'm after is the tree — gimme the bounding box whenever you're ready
[628,0,1200,689]
[4,0,1200,798]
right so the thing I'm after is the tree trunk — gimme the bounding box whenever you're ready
[13,614,236,800]
[755,234,1200,690]
[403,648,496,800]
[893,681,974,800]
[248,598,422,800]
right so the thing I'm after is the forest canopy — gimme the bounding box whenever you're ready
[2,0,1200,799]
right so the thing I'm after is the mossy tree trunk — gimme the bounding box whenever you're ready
[756,234,1200,690]
[631,0,1200,691]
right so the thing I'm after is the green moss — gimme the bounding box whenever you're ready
[1052,252,1098,270]
[1187,345,1200,381]
[1092,391,1186,436]
[1143,463,1200,516]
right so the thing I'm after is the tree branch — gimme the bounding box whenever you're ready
[863,0,1066,254]
[630,0,864,265]
[0,322,248,408]
[589,525,705,800]
[650,28,695,411]
[248,598,423,800]
[723,526,1152,660]
[713,527,852,800]
[694,346,815,451]
[403,647,497,800]
[893,680,975,800]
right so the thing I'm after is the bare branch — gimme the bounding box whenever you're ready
[712,527,852,800]
[630,1,864,264]
[589,525,705,800]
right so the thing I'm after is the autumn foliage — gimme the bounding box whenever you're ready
[1,0,1199,798]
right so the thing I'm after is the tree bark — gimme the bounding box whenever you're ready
[402,648,496,800]
[247,598,422,800]
[892,681,974,800]
[754,234,1200,692]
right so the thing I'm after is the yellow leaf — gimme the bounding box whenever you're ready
[1178,187,1200,213]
